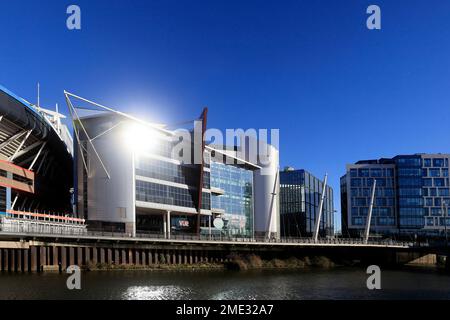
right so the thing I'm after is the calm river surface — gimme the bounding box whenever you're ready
[0,267,449,300]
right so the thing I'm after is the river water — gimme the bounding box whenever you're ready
[0,267,449,300]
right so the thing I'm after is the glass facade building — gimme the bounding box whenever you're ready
[345,163,396,232]
[134,142,256,237]
[133,134,208,234]
[72,99,280,238]
[75,119,209,234]
[210,161,254,237]
[280,169,334,238]
[341,154,450,238]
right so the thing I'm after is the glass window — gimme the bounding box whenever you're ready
[398,168,422,176]
[435,198,442,207]
[424,159,431,167]
[434,178,445,187]
[361,188,370,197]
[399,188,422,196]
[439,217,450,226]
[399,197,423,206]
[210,162,254,237]
[431,208,442,216]
[352,198,367,206]
[429,169,441,177]
[399,207,424,216]
[358,168,369,177]
[396,157,420,166]
[433,158,445,167]
[375,198,386,206]
[135,156,200,186]
[135,180,198,208]
[370,168,383,177]
[398,177,422,187]
[359,207,368,215]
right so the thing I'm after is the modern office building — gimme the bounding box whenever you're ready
[280,168,334,238]
[341,154,450,238]
[0,85,73,215]
[65,91,280,239]
[209,160,254,237]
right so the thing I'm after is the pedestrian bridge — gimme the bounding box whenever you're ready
[0,228,447,273]
[0,227,413,249]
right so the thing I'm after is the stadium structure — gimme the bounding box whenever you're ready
[0,85,85,234]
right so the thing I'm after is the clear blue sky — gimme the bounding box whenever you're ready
[1,0,450,232]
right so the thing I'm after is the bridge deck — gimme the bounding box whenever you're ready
[0,231,412,249]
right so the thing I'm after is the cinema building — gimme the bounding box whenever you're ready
[65,92,280,239]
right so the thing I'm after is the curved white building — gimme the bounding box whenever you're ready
[66,91,280,239]
[253,144,280,239]
[241,136,280,239]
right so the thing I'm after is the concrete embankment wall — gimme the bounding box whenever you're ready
[0,238,442,273]
[0,241,231,273]
[402,253,437,266]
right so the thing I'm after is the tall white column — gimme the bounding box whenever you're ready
[208,215,212,240]
[364,179,377,244]
[313,174,328,243]
[163,213,167,239]
[167,211,171,240]
[6,172,12,210]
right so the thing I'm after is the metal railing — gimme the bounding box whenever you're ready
[0,218,87,236]
[0,224,413,247]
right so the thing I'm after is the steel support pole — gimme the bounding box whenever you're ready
[167,211,171,240]
[208,215,212,240]
[445,203,448,247]
[313,174,328,243]
[364,179,377,244]
[163,213,167,239]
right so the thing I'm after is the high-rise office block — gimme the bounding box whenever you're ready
[341,154,450,238]
[280,168,334,238]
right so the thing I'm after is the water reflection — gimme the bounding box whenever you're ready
[0,268,449,300]
[122,285,191,300]
[210,290,257,300]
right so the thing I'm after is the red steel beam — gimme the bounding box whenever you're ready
[196,107,208,235]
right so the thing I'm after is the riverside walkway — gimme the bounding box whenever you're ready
[0,227,413,249]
